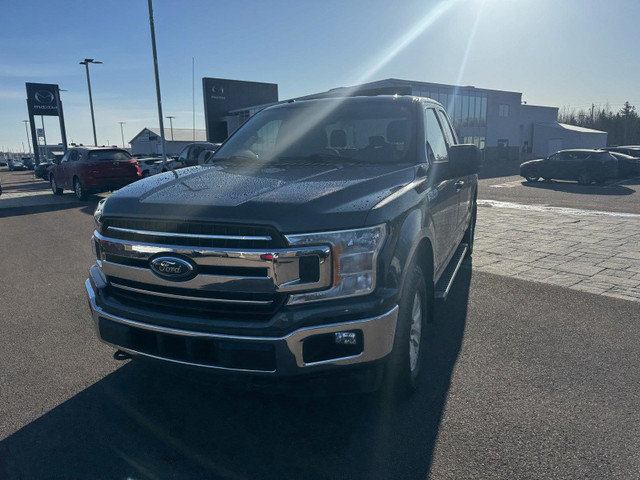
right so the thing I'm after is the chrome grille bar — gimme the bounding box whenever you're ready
[110,282,273,305]
[107,226,272,242]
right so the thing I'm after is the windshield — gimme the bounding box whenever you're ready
[211,101,416,164]
[87,150,132,161]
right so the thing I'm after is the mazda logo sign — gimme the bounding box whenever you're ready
[211,85,224,95]
[149,256,196,281]
[35,90,55,104]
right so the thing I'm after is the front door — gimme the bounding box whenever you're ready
[424,108,458,273]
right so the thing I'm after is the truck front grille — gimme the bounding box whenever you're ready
[105,277,284,321]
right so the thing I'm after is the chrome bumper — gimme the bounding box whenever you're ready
[85,276,398,376]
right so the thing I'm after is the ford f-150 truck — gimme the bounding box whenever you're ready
[86,95,480,394]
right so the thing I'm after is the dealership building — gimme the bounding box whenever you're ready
[129,127,207,156]
[202,77,606,160]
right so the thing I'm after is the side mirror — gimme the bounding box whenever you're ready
[446,144,482,178]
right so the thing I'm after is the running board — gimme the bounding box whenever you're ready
[434,243,468,301]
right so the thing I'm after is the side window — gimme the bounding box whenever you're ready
[178,147,190,161]
[437,109,457,145]
[69,150,79,162]
[424,108,449,164]
[190,146,204,159]
[60,151,70,163]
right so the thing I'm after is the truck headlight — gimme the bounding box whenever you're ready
[285,224,387,304]
[93,198,107,231]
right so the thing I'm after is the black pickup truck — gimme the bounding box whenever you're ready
[86,95,480,394]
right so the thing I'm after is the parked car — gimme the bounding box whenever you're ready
[175,142,221,168]
[0,156,7,166]
[137,157,165,177]
[49,146,141,200]
[602,146,640,177]
[22,157,35,170]
[607,152,640,178]
[86,95,481,395]
[34,158,59,180]
[8,158,26,171]
[520,149,618,185]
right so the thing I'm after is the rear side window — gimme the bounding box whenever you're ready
[437,109,457,145]
[88,150,132,162]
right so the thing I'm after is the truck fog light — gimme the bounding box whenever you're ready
[335,331,357,345]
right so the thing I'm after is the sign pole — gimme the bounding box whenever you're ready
[40,116,48,160]
[56,87,68,152]
[27,104,39,165]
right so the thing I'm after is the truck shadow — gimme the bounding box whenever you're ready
[0,266,472,480]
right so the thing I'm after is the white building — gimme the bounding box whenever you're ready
[129,127,207,156]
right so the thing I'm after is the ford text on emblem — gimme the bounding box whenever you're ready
[149,256,195,281]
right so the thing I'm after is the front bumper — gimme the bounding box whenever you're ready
[85,278,398,376]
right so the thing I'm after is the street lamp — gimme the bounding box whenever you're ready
[166,116,175,141]
[22,120,32,154]
[79,58,102,146]
[118,122,126,149]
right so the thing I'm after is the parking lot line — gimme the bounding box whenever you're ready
[477,199,640,218]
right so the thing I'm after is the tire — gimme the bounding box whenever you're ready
[50,176,63,195]
[142,170,150,178]
[463,199,477,257]
[577,171,592,185]
[386,264,428,396]
[525,175,539,182]
[73,177,87,200]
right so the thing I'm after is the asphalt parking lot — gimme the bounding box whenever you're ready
[1,168,639,479]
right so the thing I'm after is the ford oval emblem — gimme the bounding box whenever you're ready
[149,256,196,281]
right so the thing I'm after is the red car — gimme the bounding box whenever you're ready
[49,147,141,200]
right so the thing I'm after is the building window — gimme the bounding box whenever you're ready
[463,136,486,149]
[499,104,510,117]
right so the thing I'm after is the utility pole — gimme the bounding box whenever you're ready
[166,116,175,141]
[147,0,168,165]
[79,58,102,146]
[22,120,32,154]
[118,121,126,149]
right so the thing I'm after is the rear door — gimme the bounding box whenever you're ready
[87,149,137,183]
[65,149,83,186]
[424,107,458,272]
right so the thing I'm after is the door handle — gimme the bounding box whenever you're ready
[455,180,465,191]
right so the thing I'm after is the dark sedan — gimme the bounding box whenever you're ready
[602,146,640,177]
[8,158,27,171]
[520,149,618,185]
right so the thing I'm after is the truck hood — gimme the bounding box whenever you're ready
[102,161,416,233]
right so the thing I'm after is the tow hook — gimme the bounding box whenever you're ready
[113,349,132,361]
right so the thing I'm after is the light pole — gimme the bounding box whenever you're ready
[22,120,32,154]
[147,0,168,165]
[79,58,102,146]
[166,116,175,141]
[118,122,126,149]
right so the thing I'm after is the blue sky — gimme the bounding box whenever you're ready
[1,0,639,152]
